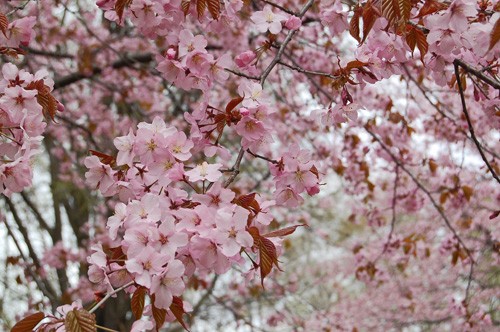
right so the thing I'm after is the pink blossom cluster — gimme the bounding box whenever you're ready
[84,117,281,328]
[0,16,36,47]
[0,63,58,195]
[156,29,233,94]
[270,144,321,208]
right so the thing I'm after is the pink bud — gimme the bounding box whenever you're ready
[285,16,301,30]
[235,51,256,68]
[166,48,176,60]
[57,101,65,113]
[239,107,250,116]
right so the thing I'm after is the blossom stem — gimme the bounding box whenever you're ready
[88,281,135,314]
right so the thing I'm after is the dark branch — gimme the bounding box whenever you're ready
[453,60,500,185]
[54,53,153,90]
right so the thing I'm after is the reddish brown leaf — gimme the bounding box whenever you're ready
[257,235,280,287]
[0,12,8,38]
[233,193,260,212]
[152,302,167,331]
[64,309,96,332]
[89,150,116,166]
[488,17,500,52]
[461,186,473,201]
[131,287,147,320]
[382,0,401,28]
[415,0,448,18]
[405,25,428,63]
[399,0,411,23]
[181,0,191,16]
[115,0,132,22]
[345,60,369,71]
[196,0,206,19]
[262,224,305,238]
[170,297,190,331]
[37,89,58,121]
[414,27,428,63]
[349,5,362,43]
[11,312,45,332]
[225,96,244,114]
[428,159,438,174]
[206,0,220,20]
[361,0,380,44]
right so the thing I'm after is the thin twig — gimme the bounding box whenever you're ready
[88,281,135,314]
[365,126,475,302]
[453,60,500,185]
[454,59,500,90]
[259,0,315,86]
[278,60,338,80]
[374,165,399,262]
[223,147,246,188]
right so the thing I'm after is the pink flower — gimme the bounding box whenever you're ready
[5,17,36,47]
[151,260,185,309]
[131,320,154,332]
[235,51,256,68]
[152,216,189,257]
[251,5,287,34]
[213,207,253,257]
[275,187,304,208]
[178,29,208,57]
[209,53,232,81]
[0,86,40,122]
[235,116,266,142]
[239,82,264,108]
[285,16,302,30]
[114,129,135,166]
[84,156,116,193]
[185,161,222,182]
[0,159,32,194]
[126,247,169,288]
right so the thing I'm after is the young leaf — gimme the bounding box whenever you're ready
[151,298,167,332]
[0,12,8,38]
[382,0,401,28]
[414,0,448,19]
[405,25,428,63]
[349,5,362,43]
[64,309,96,332]
[361,0,380,44]
[196,0,206,19]
[11,312,45,332]
[225,96,244,114]
[115,0,132,22]
[262,224,305,238]
[488,18,500,52]
[170,296,190,331]
[89,150,116,166]
[206,0,221,20]
[131,287,147,320]
[36,88,59,122]
[248,228,281,288]
[461,186,473,201]
[181,0,191,16]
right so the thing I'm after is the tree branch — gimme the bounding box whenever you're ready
[453,60,500,185]
[54,53,153,90]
